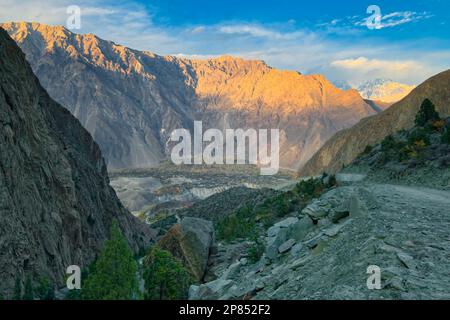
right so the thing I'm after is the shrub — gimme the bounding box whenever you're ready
[247,239,265,264]
[272,195,293,217]
[36,277,55,300]
[381,135,396,151]
[407,128,430,146]
[82,221,138,300]
[432,119,446,132]
[143,247,191,300]
[415,99,440,127]
[293,178,323,198]
[216,208,256,242]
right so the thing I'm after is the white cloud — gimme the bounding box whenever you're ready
[0,0,448,86]
[329,57,429,86]
[331,57,419,73]
[218,24,303,40]
[355,11,433,29]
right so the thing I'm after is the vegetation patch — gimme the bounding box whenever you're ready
[143,247,192,300]
[216,175,337,242]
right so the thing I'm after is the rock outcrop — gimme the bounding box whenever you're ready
[157,217,214,281]
[2,22,378,171]
[301,69,450,176]
[0,28,155,298]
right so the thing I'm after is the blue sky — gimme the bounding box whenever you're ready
[1,0,450,85]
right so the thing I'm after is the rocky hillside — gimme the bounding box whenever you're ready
[301,69,450,176]
[343,115,450,190]
[190,182,450,300]
[0,28,155,298]
[2,22,378,170]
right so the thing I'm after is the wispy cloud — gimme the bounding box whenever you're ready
[218,24,304,40]
[355,11,433,29]
[331,57,419,73]
[329,57,424,86]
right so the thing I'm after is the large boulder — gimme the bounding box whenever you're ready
[189,279,235,300]
[157,217,214,281]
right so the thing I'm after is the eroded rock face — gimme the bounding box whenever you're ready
[2,22,378,171]
[157,217,214,281]
[0,28,155,298]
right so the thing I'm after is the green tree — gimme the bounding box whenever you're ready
[143,247,191,300]
[36,277,55,300]
[23,275,34,300]
[13,275,22,300]
[415,99,440,127]
[82,220,138,300]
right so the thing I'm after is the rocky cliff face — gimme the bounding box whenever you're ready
[186,56,377,169]
[0,28,155,298]
[301,69,450,176]
[2,22,377,171]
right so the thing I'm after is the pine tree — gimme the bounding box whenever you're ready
[415,99,440,127]
[82,220,138,300]
[143,247,191,300]
[23,275,34,300]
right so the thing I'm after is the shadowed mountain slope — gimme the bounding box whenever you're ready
[0,28,155,297]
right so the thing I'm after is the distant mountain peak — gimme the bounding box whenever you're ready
[357,78,415,103]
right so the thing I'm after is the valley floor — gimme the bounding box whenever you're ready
[109,164,296,220]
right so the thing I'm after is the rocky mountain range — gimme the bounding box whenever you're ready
[301,69,450,176]
[357,79,415,104]
[0,28,154,298]
[335,79,415,105]
[2,22,382,171]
